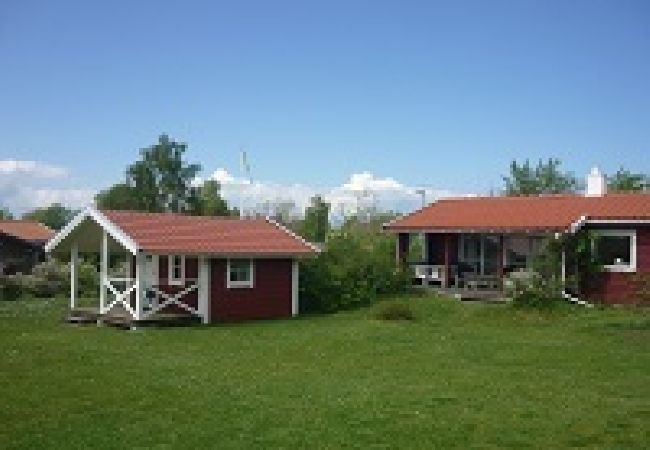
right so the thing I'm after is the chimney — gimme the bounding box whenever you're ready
[585,167,607,197]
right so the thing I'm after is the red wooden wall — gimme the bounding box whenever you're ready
[585,226,650,305]
[210,258,293,322]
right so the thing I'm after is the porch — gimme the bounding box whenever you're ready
[67,305,201,329]
[397,232,546,294]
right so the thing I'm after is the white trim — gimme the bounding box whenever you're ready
[70,243,78,309]
[593,229,637,273]
[100,231,108,314]
[265,217,322,253]
[226,258,254,289]
[569,217,650,233]
[168,254,186,285]
[45,206,138,254]
[134,252,145,320]
[198,256,210,324]
[291,260,299,316]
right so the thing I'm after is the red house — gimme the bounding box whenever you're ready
[384,169,650,305]
[46,208,319,324]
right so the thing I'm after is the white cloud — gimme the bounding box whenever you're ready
[201,168,467,220]
[0,160,68,178]
[0,160,94,214]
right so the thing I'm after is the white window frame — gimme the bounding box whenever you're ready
[227,259,254,289]
[594,229,637,273]
[168,254,185,285]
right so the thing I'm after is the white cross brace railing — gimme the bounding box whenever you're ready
[102,277,137,317]
[144,281,200,319]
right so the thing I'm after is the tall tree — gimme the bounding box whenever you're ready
[95,134,202,213]
[22,203,74,230]
[0,207,13,220]
[503,158,577,195]
[189,179,232,216]
[301,195,330,243]
[608,167,647,192]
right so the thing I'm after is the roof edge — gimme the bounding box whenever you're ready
[265,217,321,254]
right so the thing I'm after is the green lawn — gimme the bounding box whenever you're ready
[1,296,649,449]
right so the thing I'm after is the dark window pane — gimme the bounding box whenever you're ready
[598,236,631,266]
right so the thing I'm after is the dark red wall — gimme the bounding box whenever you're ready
[210,258,293,322]
[585,226,650,305]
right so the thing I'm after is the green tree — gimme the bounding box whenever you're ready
[301,195,330,243]
[95,134,202,213]
[503,158,577,195]
[608,167,647,192]
[95,183,142,210]
[0,207,13,220]
[22,203,74,230]
[190,179,232,216]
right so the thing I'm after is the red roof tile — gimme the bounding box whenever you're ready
[0,220,54,242]
[102,210,318,255]
[385,193,650,232]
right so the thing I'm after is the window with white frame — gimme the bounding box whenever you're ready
[595,230,636,272]
[168,255,185,284]
[227,259,254,288]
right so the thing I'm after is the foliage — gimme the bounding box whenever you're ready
[608,167,648,192]
[374,301,416,321]
[502,158,578,195]
[95,183,142,211]
[300,195,330,243]
[188,179,234,216]
[96,134,204,213]
[22,203,75,230]
[631,273,650,306]
[508,231,601,308]
[0,207,13,220]
[0,259,97,301]
[299,217,410,313]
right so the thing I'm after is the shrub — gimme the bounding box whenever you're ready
[507,275,563,309]
[0,259,98,300]
[299,222,411,313]
[374,302,416,321]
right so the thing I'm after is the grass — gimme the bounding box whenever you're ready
[1,295,649,449]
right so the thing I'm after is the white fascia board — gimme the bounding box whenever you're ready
[45,206,138,254]
[265,217,322,253]
[568,217,650,234]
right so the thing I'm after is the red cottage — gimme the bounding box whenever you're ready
[46,208,319,324]
[384,169,650,305]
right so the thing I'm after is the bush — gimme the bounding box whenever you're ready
[374,302,416,321]
[0,259,98,300]
[507,275,563,309]
[299,223,411,313]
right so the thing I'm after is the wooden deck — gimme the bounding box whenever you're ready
[67,306,201,329]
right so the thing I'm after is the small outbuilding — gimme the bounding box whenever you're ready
[46,208,319,324]
[0,220,53,275]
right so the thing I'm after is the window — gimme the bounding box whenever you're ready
[168,255,185,284]
[227,259,254,288]
[595,230,636,272]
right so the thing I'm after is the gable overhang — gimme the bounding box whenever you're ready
[45,207,138,255]
[568,216,650,234]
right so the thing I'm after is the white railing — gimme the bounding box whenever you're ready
[413,264,446,286]
[142,279,200,319]
[102,277,137,316]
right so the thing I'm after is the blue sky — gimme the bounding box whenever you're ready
[0,0,649,213]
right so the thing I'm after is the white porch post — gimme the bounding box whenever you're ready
[561,249,566,286]
[100,231,108,314]
[198,256,210,324]
[134,252,144,321]
[291,260,299,317]
[70,243,78,310]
